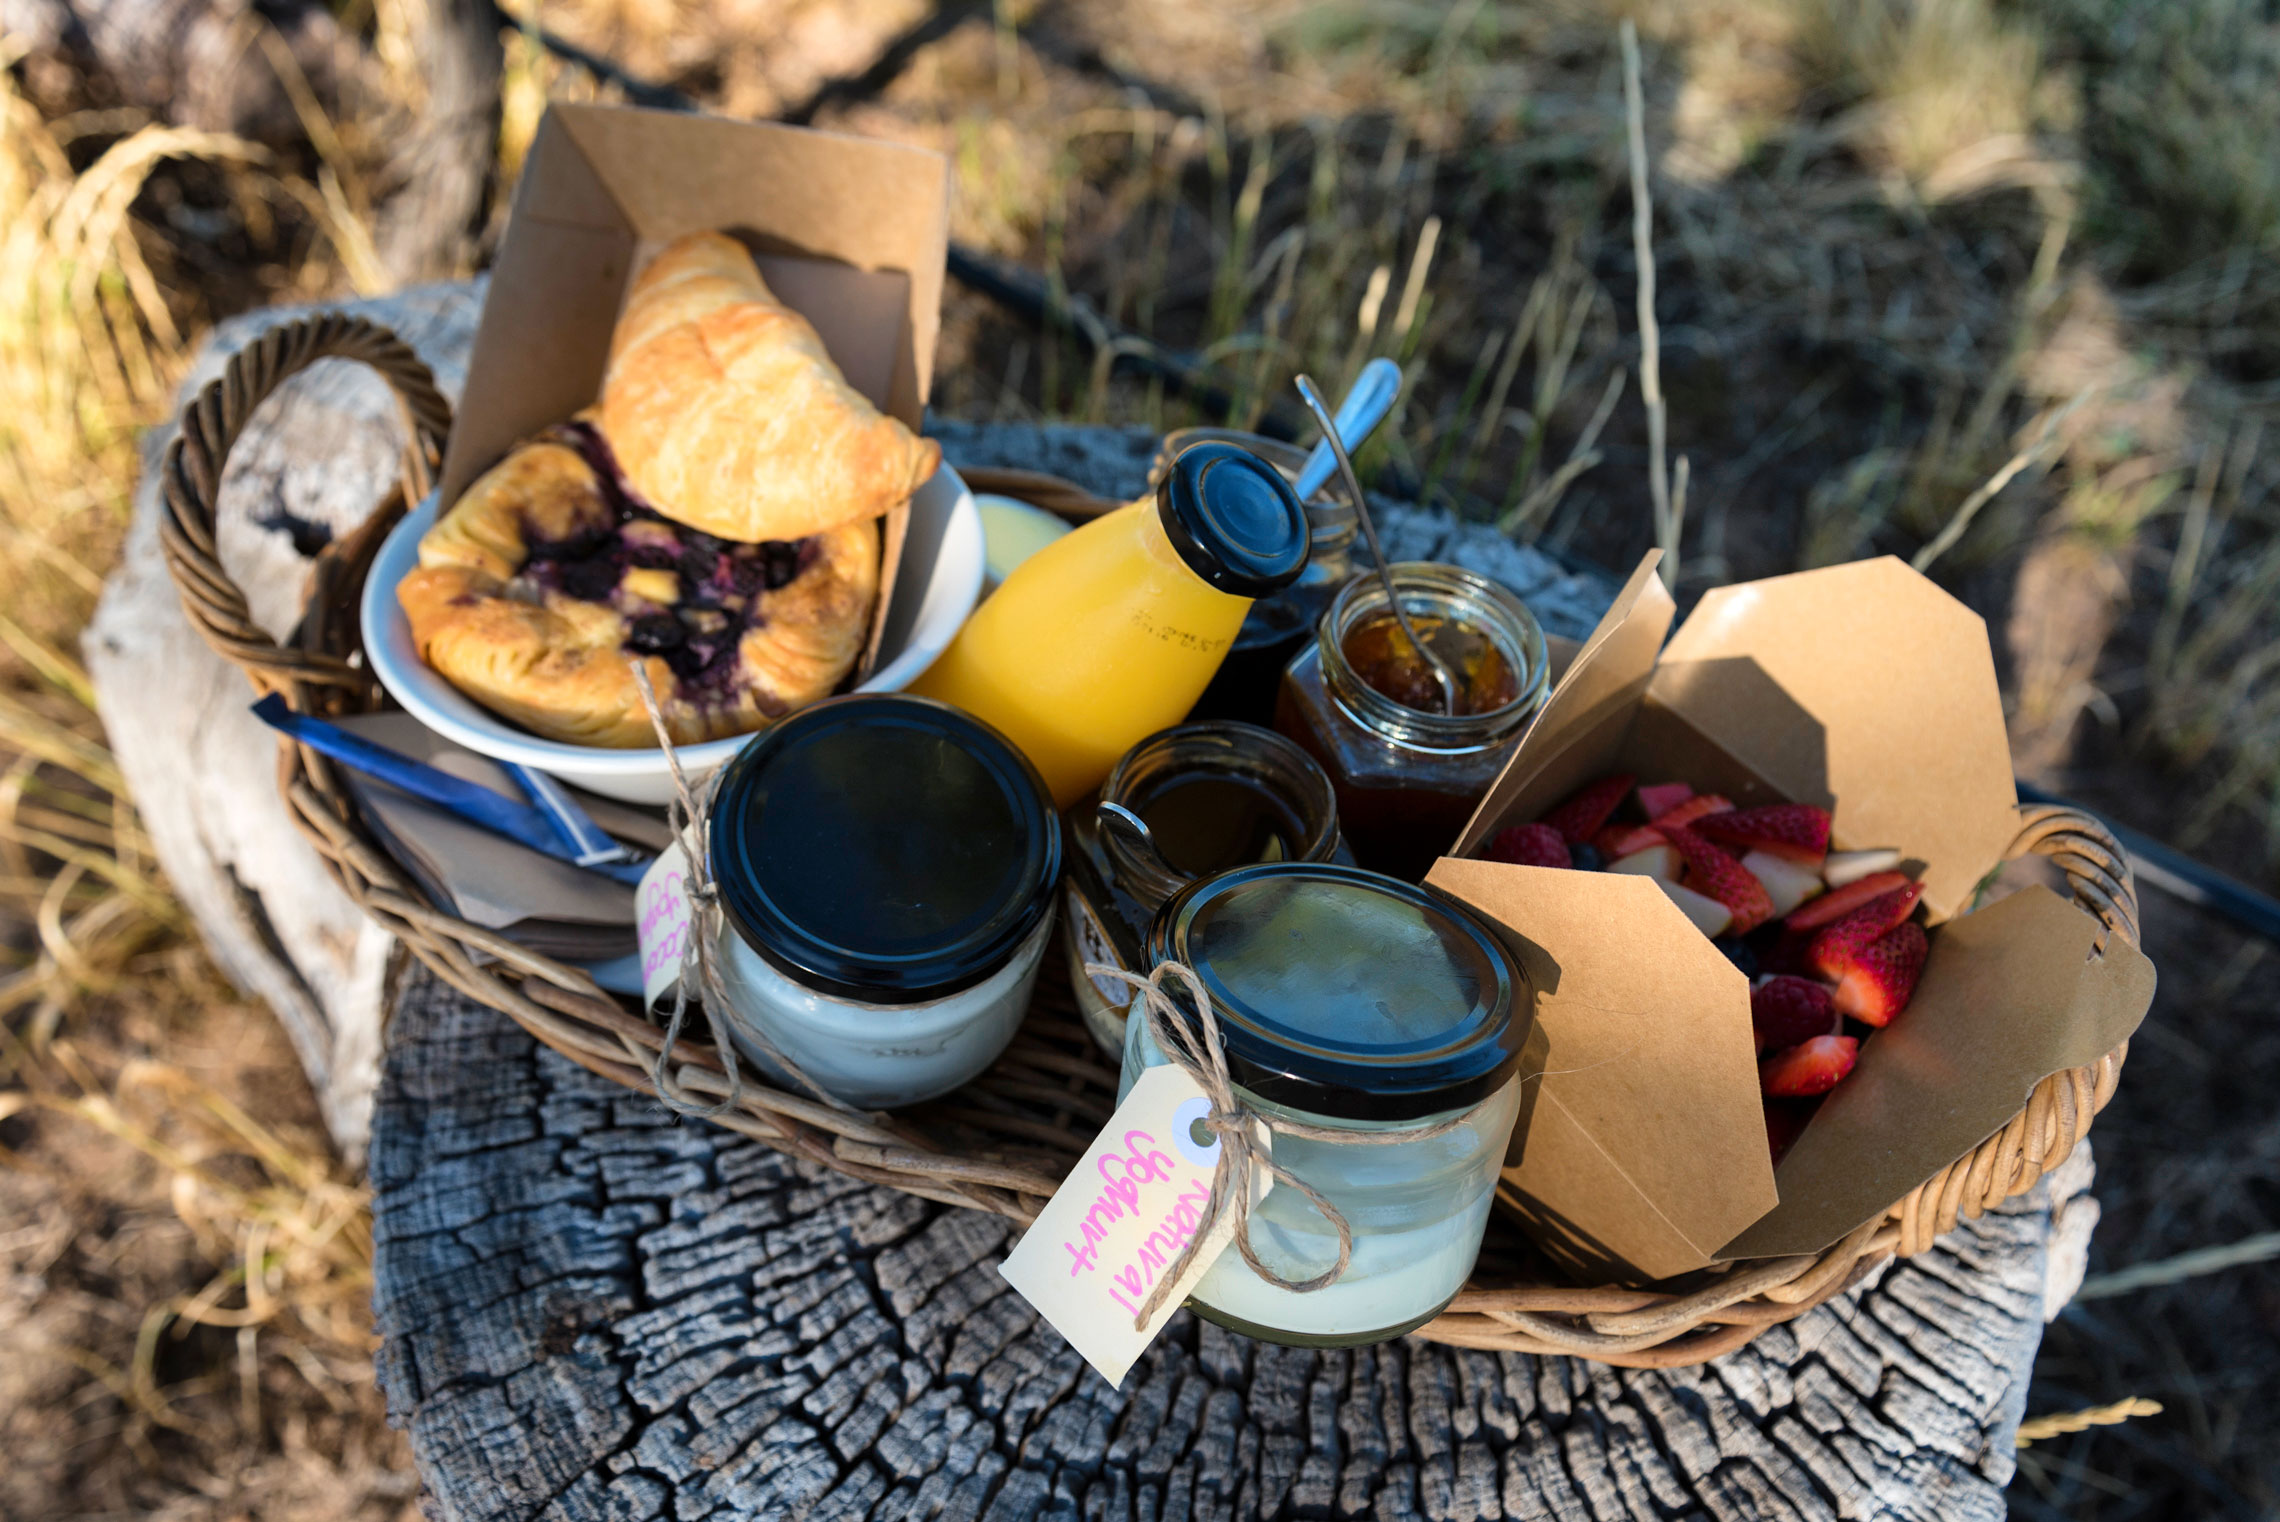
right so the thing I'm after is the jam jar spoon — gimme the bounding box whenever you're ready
[1292,358,1403,501]
[1293,374,1460,716]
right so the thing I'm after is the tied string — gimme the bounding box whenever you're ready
[1085,959,1482,1333]
[628,663,859,1120]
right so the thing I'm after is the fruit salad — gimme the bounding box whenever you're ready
[1484,776,1929,1162]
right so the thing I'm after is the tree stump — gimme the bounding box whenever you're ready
[375,966,2087,1522]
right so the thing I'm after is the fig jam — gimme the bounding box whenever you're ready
[1060,722,1343,1057]
[1275,565,1548,882]
[1340,613,1521,717]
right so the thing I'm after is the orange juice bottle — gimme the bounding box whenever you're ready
[912,443,1309,808]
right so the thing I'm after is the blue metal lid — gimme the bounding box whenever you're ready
[1146,864,1527,1120]
[709,695,1060,1004]
[1154,441,1310,597]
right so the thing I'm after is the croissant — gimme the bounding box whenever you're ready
[398,436,878,748]
[598,230,941,543]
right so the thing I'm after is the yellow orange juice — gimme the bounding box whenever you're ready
[913,501,1254,807]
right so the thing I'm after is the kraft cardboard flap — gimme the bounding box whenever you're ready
[1720,883,2156,1260]
[1454,551,1675,858]
[438,102,952,682]
[1651,557,2018,921]
[441,103,949,505]
[1427,857,1777,1281]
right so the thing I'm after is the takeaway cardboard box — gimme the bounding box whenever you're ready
[1426,553,2157,1281]
[439,102,953,670]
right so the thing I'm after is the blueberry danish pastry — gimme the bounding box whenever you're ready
[395,227,939,748]
[396,429,878,747]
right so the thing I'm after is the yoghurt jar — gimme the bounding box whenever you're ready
[1119,863,1531,1346]
[707,694,1062,1108]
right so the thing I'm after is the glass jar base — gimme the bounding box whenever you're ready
[1184,1290,1458,1349]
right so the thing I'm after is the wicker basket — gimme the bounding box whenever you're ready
[160,314,2139,1369]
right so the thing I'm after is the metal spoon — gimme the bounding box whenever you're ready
[1096,801,1183,881]
[1293,373,1461,717]
[1292,358,1403,501]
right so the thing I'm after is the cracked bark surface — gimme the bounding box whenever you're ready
[375,976,2073,1522]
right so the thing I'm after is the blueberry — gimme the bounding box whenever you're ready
[560,558,619,601]
[1713,936,1759,978]
[525,526,607,563]
[624,613,684,653]
[761,542,803,590]
[1570,842,1604,871]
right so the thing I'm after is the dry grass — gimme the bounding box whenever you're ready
[0,53,417,1520]
[3,0,2278,1515]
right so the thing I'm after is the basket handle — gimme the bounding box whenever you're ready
[2003,802,2140,951]
[160,312,453,712]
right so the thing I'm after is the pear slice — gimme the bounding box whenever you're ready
[1608,843,1681,882]
[1823,847,1903,888]
[1655,878,1734,938]
[1743,849,1825,919]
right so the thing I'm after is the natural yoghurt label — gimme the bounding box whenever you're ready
[635,842,695,1013]
[998,1064,1268,1387]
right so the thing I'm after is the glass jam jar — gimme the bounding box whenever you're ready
[1119,863,1531,1346]
[1275,563,1549,882]
[1063,721,1342,1056]
[1151,428,1359,723]
[706,694,1062,1109]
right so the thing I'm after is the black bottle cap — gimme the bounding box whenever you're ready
[1154,442,1310,597]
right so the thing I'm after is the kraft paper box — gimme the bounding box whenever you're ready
[439,102,952,670]
[1426,553,2156,1281]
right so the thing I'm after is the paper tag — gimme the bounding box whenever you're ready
[635,842,695,1013]
[998,1064,1268,1387]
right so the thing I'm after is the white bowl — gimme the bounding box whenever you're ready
[361,463,984,803]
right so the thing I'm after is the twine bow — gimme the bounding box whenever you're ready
[629,663,858,1120]
[1085,958,1481,1332]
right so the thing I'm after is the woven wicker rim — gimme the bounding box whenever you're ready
[158,313,2140,1369]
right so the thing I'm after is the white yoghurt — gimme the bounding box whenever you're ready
[715,905,1056,1109]
[1122,1014,1522,1342]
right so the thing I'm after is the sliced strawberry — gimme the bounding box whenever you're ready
[1637,782,1695,819]
[1486,822,1572,870]
[1662,825,1774,934]
[1760,1035,1858,1097]
[1831,921,1929,1027]
[1807,882,1926,978]
[1653,793,1735,833]
[1784,870,1914,932]
[1539,774,1636,845]
[1600,798,1734,858]
[1696,804,1832,865]
[1599,821,1665,858]
[1764,1099,1816,1164]
[1750,975,1838,1052]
